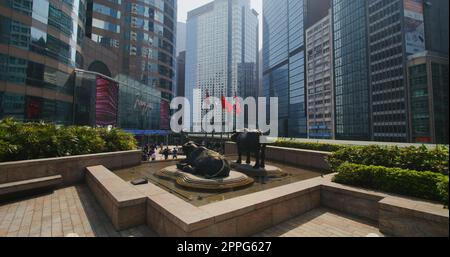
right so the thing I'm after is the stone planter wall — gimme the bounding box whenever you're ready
[86,166,147,230]
[224,142,331,172]
[0,150,141,186]
[84,165,449,237]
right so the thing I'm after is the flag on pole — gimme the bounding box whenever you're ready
[234,91,241,115]
[205,89,210,106]
[222,95,233,113]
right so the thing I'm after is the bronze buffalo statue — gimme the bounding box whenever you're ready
[176,141,231,179]
[231,129,266,169]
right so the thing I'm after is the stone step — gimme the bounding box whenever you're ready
[0,175,63,197]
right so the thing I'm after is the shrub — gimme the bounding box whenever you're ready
[0,118,137,162]
[328,145,449,175]
[437,177,449,206]
[273,139,344,152]
[98,128,137,152]
[333,162,448,203]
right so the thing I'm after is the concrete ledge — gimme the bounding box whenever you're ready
[379,197,449,237]
[142,175,448,237]
[319,178,449,236]
[0,150,141,186]
[0,175,62,196]
[320,184,384,222]
[86,166,146,230]
[141,177,323,237]
[225,142,331,171]
[88,166,448,237]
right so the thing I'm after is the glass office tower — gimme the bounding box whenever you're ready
[407,51,449,144]
[332,0,371,141]
[263,0,306,138]
[368,0,409,142]
[185,0,259,130]
[0,0,87,125]
[86,0,177,129]
[423,0,449,55]
[0,0,167,133]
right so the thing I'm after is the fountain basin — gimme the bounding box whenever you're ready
[156,166,254,191]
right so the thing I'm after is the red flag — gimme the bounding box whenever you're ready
[222,95,233,113]
[234,92,241,115]
[205,90,210,106]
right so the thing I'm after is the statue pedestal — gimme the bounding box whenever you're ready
[230,162,288,178]
[156,166,254,191]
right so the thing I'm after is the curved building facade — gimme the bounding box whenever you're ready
[0,0,176,132]
[86,0,177,129]
[0,0,87,125]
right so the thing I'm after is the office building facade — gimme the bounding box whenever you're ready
[0,0,87,125]
[176,21,186,56]
[368,0,408,142]
[0,0,169,133]
[407,51,448,144]
[331,0,447,143]
[423,0,449,55]
[86,0,177,129]
[175,50,185,97]
[306,11,334,139]
[185,0,259,130]
[331,0,371,141]
[263,0,307,138]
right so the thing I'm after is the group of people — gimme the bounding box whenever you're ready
[142,143,179,161]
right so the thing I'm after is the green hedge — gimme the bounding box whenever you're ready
[273,139,345,152]
[437,177,449,205]
[333,162,448,203]
[328,145,449,175]
[0,118,137,162]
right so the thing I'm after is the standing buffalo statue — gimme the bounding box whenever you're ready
[231,129,266,169]
[176,141,231,179]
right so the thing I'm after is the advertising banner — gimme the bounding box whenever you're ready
[95,76,119,127]
[404,0,425,55]
[160,100,170,129]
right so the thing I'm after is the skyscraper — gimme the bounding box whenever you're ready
[176,51,185,97]
[0,0,87,125]
[0,0,172,134]
[423,0,449,55]
[306,10,334,139]
[86,0,177,129]
[368,0,425,142]
[332,0,371,141]
[176,21,186,56]
[185,0,259,130]
[332,0,445,143]
[263,0,307,138]
[407,51,448,144]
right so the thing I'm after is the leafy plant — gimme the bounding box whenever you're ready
[328,145,449,175]
[0,118,137,162]
[273,139,344,152]
[333,162,448,203]
[437,177,449,207]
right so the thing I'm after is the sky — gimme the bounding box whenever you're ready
[177,0,263,49]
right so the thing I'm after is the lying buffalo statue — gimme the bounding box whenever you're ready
[231,129,266,169]
[176,141,231,179]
